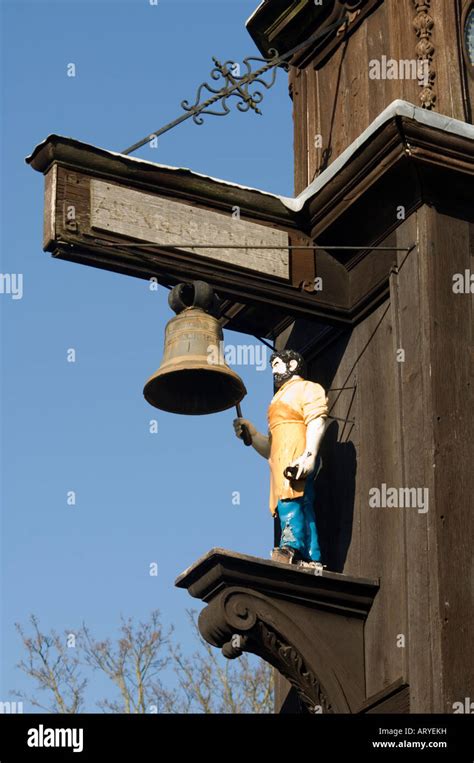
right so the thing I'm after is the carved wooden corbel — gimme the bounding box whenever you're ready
[198,588,335,713]
[176,549,381,713]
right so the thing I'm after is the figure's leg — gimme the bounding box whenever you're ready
[301,462,322,563]
[276,497,306,560]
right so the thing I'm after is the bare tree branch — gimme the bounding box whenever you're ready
[170,610,274,713]
[13,609,274,714]
[13,615,86,713]
[80,611,174,713]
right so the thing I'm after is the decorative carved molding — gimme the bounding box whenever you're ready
[221,623,332,713]
[247,621,334,714]
[199,587,334,713]
[413,0,436,109]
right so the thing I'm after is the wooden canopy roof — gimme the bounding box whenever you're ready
[26,101,474,344]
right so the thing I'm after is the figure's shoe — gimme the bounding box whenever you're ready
[271,546,302,565]
[297,560,326,573]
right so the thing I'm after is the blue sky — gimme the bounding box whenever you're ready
[0,0,293,710]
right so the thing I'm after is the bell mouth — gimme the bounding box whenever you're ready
[143,365,247,415]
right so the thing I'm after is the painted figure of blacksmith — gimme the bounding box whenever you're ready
[234,350,328,569]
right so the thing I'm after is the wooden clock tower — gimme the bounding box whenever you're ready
[28,0,473,714]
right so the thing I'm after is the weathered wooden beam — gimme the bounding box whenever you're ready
[27,134,298,228]
[89,179,290,280]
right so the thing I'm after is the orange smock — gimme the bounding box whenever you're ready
[267,376,328,515]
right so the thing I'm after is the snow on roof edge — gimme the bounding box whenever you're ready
[290,100,474,212]
[26,135,294,209]
[27,101,474,216]
[245,0,266,28]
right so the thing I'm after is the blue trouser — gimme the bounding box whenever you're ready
[277,459,321,562]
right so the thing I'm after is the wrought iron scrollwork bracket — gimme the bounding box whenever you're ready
[180,51,282,124]
[122,12,351,154]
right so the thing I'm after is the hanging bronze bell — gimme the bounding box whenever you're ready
[143,281,247,415]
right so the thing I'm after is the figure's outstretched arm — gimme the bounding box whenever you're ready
[233,418,271,459]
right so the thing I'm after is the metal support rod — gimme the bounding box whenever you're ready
[121,14,350,154]
[87,239,417,252]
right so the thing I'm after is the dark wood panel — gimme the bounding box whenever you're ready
[424,208,474,710]
[435,0,466,121]
[386,0,421,113]
[309,328,361,577]
[293,67,308,195]
[313,43,347,179]
[366,0,393,125]
[356,299,405,698]
[306,66,318,185]
[343,9,369,152]
[364,682,410,714]
[397,207,443,712]
[290,0,468,180]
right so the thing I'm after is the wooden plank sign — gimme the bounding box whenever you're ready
[90,179,290,279]
[31,148,327,332]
